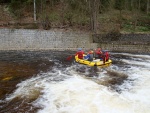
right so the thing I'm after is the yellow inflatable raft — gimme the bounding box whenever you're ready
[75,55,112,67]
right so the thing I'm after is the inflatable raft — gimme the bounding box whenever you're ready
[75,55,112,67]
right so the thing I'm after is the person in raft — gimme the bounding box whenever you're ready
[103,50,110,62]
[84,49,94,61]
[94,48,103,60]
[94,48,110,63]
[75,48,85,59]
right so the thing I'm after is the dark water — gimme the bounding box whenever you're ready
[0,51,74,113]
[0,51,149,113]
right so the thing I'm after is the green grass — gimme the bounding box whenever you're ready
[136,26,150,32]
[122,23,150,33]
[48,12,60,22]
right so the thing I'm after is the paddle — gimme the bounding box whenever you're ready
[66,55,73,61]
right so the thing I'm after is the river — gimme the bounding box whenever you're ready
[0,50,150,113]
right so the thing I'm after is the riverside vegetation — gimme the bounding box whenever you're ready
[0,0,149,34]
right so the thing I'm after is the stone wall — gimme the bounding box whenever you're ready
[0,28,150,53]
[93,33,150,45]
[99,44,150,53]
[0,28,97,50]
[93,33,150,53]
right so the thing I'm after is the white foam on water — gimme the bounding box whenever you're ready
[33,73,150,113]
[122,59,150,68]
[5,53,150,113]
[5,75,44,101]
[111,52,150,59]
[33,60,150,113]
[5,69,71,101]
[120,66,150,113]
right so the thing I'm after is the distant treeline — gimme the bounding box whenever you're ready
[0,0,149,13]
[0,0,149,32]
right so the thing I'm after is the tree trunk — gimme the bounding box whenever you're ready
[119,9,122,29]
[60,0,65,25]
[131,0,133,10]
[124,0,127,10]
[41,0,43,13]
[138,0,141,10]
[147,0,150,14]
[34,0,36,22]
[89,0,99,34]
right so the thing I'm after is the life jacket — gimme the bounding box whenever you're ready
[95,49,103,59]
[76,51,84,59]
[95,50,101,55]
[104,51,109,61]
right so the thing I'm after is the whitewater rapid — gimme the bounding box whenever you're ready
[4,52,150,113]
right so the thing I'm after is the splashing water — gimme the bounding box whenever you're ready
[1,52,150,113]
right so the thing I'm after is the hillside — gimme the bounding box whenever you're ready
[0,3,149,34]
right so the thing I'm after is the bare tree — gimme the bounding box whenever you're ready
[131,0,134,10]
[34,0,36,22]
[138,0,141,10]
[60,0,66,26]
[147,0,150,14]
[89,0,99,33]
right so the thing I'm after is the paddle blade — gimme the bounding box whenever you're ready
[66,56,73,61]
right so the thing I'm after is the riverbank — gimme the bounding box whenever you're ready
[0,28,150,53]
